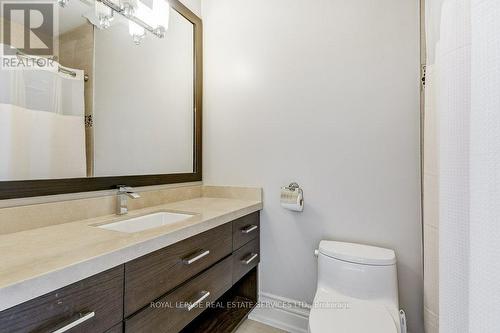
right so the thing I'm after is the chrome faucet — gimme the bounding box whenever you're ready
[117,185,141,215]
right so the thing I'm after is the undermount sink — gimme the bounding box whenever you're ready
[97,212,195,233]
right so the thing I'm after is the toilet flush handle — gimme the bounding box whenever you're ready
[314,249,319,257]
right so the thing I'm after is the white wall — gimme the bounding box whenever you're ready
[179,0,201,17]
[202,0,423,332]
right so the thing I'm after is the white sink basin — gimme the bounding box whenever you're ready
[97,212,194,233]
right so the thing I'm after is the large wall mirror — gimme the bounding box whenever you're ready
[0,0,202,199]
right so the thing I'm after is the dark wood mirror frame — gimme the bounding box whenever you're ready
[0,0,202,200]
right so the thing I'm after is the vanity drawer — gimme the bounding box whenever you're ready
[232,238,260,284]
[0,266,124,333]
[124,223,232,316]
[232,212,260,250]
[125,256,233,333]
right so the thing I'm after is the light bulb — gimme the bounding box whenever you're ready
[129,21,145,44]
[95,1,114,29]
[153,26,166,38]
[153,0,170,29]
[121,0,138,16]
[133,0,157,27]
[99,16,112,29]
[57,0,69,7]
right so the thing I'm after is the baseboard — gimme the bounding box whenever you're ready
[249,292,413,333]
[248,292,310,333]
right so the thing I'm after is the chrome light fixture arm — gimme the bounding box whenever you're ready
[96,0,167,38]
[59,0,168,40]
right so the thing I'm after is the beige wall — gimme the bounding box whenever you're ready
[423,64,439,333]
[0,184,202,235]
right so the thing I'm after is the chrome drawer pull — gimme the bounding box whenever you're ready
[186,290,211,311]
[241,253,259,265]
[183,250,210,265]
[241,225,258,234]
[51,312,95,333]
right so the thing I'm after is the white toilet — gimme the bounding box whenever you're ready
[308,241,404,333]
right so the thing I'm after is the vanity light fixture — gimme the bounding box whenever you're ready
[153,0,170,34]
[59,0,170,44]
[129,21,146,45]
[95,0,114,29]
[98,0,169,43]
[57,0,69,7]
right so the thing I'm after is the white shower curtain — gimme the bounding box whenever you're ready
[436,0,500,332]
[0,48,87,180]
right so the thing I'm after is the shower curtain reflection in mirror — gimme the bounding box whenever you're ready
[0,50,87,181]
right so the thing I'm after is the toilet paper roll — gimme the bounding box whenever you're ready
[280,187,304,212]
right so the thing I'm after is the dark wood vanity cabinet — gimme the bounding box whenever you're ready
[0,211,260,333]
[0,266,124,333]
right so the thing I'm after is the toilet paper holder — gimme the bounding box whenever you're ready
[285,182,301,192]
[281,182,304,212]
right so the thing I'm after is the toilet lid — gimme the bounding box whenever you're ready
[309,299,398,333]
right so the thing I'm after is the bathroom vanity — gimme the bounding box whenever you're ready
[0,1,263,331]
[0,205,260,333]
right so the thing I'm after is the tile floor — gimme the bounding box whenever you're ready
[235,320,286,333]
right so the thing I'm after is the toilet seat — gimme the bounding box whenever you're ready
[308,292,399,333]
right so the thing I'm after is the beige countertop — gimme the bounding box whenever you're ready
[0,194,262,312]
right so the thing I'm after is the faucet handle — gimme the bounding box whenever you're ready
[117,185,133,192]
[116,185,140,215]
[117,185,141,199]
[128,192,141,199]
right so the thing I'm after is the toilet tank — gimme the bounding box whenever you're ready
[317,241,399,308]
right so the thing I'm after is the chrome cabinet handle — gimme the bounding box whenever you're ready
[241,253,259,265]
[51,312,95,333]
[183,250,210,265]
[241,225,258,234]
[186,291,211,311]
